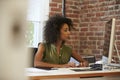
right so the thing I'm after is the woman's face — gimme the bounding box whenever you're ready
[60,23,70,41]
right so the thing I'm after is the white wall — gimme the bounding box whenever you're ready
[0,0,29,80]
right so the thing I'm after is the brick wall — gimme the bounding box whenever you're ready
[49,0,120,61]
[79,0,120,61]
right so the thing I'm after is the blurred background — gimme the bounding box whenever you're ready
[0,0,120,80]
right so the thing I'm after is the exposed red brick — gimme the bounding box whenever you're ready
[80,37,87,40]
[89,27,98,31]
[89,37,98,40]
[51,0,62,3]
[116,36,120,40]
[50,8,61,12]
[98,37,104,40]
[87,13,95,17]
[79,32,85,36]
[95,32,103,36]
[49,3,57,7]
[81,27,88,31]
[80,23,89,27]
[86,32,94,36]
[96,12,105,17]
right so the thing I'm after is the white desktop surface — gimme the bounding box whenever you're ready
[26,67,120,80]
[26,67,120,77]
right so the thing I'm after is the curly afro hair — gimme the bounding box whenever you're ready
[43,14,73,44]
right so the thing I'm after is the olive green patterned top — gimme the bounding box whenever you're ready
[42,43,72,64]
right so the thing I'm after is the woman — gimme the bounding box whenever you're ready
[34,14,88,68]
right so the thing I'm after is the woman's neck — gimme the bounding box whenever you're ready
[55,40,62,48]
[54,40,63,55]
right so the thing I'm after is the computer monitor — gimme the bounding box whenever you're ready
[103,18,120,67]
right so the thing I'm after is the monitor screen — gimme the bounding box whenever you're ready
[103,18,116,64]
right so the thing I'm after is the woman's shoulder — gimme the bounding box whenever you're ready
[38,42,50,48]
[63,44,72,50]
[38,42,46,47]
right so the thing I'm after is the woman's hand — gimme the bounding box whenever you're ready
[61,62,76,68]
[67,62,76,67]
[78,61,89,67]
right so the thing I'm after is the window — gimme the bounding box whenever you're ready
[26,0,49,47]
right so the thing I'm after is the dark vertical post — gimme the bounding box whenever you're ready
[62,0,66,17]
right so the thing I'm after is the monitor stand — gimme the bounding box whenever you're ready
[108,43,120,67]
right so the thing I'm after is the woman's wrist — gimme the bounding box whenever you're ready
[81,59,87,62]
[79,59,89,67]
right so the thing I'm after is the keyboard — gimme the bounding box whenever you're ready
[90,64,103,70]
[70,64,103,72]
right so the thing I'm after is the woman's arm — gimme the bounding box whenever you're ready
[34,43,75,68]
[71,50,89,67]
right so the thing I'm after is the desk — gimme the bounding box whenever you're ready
[26,68,120,80]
